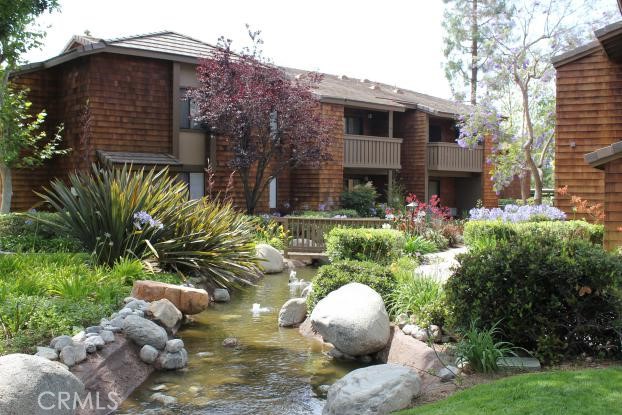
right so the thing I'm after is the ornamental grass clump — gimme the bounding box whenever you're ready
[36,164,260,288]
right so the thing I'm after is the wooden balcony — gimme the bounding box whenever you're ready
[344,134,402,169]
[427,142,483,172]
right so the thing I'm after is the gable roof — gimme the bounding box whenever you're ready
[552,20,622,68]
[17,31,463,117]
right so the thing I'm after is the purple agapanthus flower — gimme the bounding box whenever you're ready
[469,204,566,222]
[133,211,164,230]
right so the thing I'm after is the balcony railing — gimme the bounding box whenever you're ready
[344,134,402,169]
[427,142,483,172]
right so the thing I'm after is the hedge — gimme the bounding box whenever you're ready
[463,220,603,247]
[325,227,405,264]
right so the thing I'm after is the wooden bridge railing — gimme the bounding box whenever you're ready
[274,216,391,254]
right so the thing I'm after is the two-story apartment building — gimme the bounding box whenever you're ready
[7,31,504,214]
[553,20,622,248]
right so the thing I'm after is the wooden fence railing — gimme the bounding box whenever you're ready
[274,216,391,254]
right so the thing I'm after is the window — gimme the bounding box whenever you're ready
[178,172,205,200]
[269,177,277,209]
[429,179,440,198]
[180,89,205,130]
[429,125,441,142]
[344,116,363,135]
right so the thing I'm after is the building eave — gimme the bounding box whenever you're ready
[585,140,622,169]
[552,41,601,68]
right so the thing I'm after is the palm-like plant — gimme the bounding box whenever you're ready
[36,164,260,288]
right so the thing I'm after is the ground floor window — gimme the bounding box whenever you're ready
[428,179,440,198]
[178,172,205,200]
[269,177,277,209]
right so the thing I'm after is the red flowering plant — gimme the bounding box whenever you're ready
[386,193,450,237]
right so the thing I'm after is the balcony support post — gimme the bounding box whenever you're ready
[388,111,394,138]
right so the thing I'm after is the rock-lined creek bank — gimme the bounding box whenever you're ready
[117,267,366,415]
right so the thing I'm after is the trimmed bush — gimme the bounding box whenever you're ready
[325,227,405,264]
[447,233,622,362]
[463,220,603,247]
[341,183,378,217]
[307,260,397,310]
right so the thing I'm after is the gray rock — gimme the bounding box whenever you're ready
[497,356,541,371]
[0,354,84,415]
[150,392,177,405]
[395,313,409,328]
[50,335,73,352]
[35,346,59,361]
[413,328,429,342]
[310,283,390,356]
[222,337,239,348]
[165,339,184,353]
[148,299,182,330]
[103,325,122,333]
[72,331,86,342]
[126,299,150,311]
[429,324,441,341]
[123,315,168,350]
[213,288,231,302]
[132,309,145,318]
[401,324,418,336]
[123,296,136,304]
[85,325,102,334]
[301,284,313,298]
[140,345,159,364]
[438,365,459,382]
[85,335,105,350]
[100,317,110,326]
[157,349,188,370]
[323,364,421,415]
[278,298,307,327]
[255,243,284,273]
[118,307,133,317]
[327,348,355,360]
[84,342,96,354]
[109,315,126,329]
[100,330,115,343]
[59,343,87,367]
[85,332,100,338]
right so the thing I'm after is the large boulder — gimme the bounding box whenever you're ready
[278,298,307,327]
[376,326,441,375]
[255,243,284,273]
[131,280,209,315]
[310,283,390,356]
[0,354,85,415]
[123,315,168,350]
[323,364,421,415]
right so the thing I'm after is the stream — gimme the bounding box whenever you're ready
[116,267,365,415]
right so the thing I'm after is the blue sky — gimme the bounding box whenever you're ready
[25,0,453,98]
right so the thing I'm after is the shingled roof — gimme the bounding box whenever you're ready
[20,31,463,117]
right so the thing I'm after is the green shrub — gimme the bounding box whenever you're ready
[341,183,378,217]
[404,235,438,256]
[422,229,450,251]
[463,220,603,247]
[307,260,397,310]
[456,320,519,373]
[447,233,622,362]
[325,227,405,264]
[389,268,447,327]
[0,213,82,253]
[37,164,260,288]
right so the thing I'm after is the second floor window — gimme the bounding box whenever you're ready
[180,89,206,130]
[344,116,363,135]
[429,125,441,142]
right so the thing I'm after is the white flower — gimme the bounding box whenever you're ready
[382,223,391,229]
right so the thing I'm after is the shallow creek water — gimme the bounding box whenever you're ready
[116,267,365,415]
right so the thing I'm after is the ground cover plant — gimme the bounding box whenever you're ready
[0,213,81,253]
[0,253,179,354]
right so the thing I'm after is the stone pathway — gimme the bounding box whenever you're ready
[415,246,468,282]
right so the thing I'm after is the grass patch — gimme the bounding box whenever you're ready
[0,252,180,355]
[397,368,622,415]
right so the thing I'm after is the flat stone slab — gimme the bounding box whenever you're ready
[497,356,541,371]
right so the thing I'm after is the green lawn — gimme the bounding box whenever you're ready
[398,368,622,415]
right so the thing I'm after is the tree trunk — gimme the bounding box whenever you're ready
[470,0,478,105]
[518,85,543,205]
[0,164,12,214]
